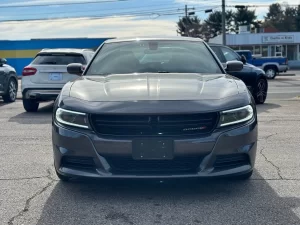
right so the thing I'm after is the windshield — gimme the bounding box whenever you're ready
[86,40,223,75]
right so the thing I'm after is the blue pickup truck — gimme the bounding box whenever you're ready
[236,50,288,79]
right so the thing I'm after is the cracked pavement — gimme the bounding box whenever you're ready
[1,76,300,225]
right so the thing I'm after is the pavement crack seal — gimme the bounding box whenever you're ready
[0,176,48,181]
[259,133,283,180]
[1,169,55,181]
[7,168,56,225]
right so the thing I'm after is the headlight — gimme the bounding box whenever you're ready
[55,108,89,129]
[218,105,254,127]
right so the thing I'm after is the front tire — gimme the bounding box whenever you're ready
[264,66,277,79]
[2,79,17,103]
[23,99,39,112]
[254,78,268,104]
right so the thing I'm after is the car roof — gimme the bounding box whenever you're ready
[208,43,224,46]
[104,36,204,44]
[38,48,94,54]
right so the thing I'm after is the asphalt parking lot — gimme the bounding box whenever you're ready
[1,75,300,225]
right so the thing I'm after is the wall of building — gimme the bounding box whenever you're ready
[0,38,111,76]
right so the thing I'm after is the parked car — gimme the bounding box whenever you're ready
[236,50,288,79]
[52,37,258,182]
[0,58,18,103]
[21,48,95,112]
[209,44,268,104]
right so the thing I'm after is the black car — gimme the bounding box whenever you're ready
[52,37,257,181]
[0,58,18,103]
[209,44,268,104]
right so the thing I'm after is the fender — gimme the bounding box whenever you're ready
[261,62,280,71]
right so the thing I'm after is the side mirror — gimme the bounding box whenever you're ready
[225,61,243,72]
[240,55,247,64]
[0,58,7,66]
[67,63,84,76]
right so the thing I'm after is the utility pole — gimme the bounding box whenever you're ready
[185,5,189,36]
[222,0,226,45]
[178,5,195,37]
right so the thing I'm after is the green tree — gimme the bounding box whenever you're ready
[281,6,297,32]
[177,16,209,40]
[296,6,300,31]
[263,3,299,32]
[204,10,235,38]
[264,3,284,30]
[234,7,257,33]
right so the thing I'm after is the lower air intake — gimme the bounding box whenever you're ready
[106,156,204,175]
[214,154,250,171]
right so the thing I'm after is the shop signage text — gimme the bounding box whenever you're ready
[262,35,294,43]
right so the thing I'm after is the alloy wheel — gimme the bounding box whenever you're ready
[9,81,17,101]
[265,69,275,79]
[256,79,267,104]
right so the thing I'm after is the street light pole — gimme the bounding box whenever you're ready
[222,0,226,45]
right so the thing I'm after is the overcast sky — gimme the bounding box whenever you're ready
[0,0,296,40]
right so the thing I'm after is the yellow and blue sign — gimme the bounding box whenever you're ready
[0,38,110,76]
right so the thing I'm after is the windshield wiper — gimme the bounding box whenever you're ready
[157,71,170,73]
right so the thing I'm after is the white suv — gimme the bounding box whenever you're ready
[21,48,94,112]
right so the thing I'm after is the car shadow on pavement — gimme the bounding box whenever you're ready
[256,103,281,114]
[0,100,11,107]
[35,171,300,225]
[8,103,53,124]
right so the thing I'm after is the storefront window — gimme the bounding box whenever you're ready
[287,45,297,60]
[230,46,240,50]
[253,46,261,55]
[262,46,268,57]
[282,45,287,57]
[240,46,252,51]
[270,46,275,56]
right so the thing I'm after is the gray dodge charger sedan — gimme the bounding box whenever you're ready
[52,37,258,181]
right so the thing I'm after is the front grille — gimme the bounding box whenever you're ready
[214,154,250,171]
[61,156,95,170]
[106,157,203,175]
[90,113,218,136]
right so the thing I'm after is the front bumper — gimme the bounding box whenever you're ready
[52,120,257,179]
[22,89,61,101]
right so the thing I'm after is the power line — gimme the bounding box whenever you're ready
[2,6,182,18]
[2,3,182,16]
[226,4,300,7]
[0,0,129,9]
[1,2,218,22]
[0,6,214,25]
[0,8,184,23]
[0,11,185,24]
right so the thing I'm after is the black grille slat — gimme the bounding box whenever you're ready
[90,113,218,136]
[106,157,203,174]
[93,115,149,123]
[214,154,250,170]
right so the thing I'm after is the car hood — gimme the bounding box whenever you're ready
[245,63,256,68]
[245,63,264,72]
[68,73,244,102]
